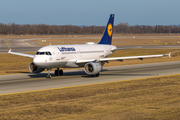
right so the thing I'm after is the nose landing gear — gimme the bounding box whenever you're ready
[46,69,52,78]
[46,68,63,78]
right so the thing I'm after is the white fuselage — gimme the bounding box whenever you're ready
[33,43,117,69]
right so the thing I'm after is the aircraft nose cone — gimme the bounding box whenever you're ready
[33,56,49,68]
[33,56,42,67]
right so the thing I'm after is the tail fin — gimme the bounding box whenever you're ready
[98,14,115,45]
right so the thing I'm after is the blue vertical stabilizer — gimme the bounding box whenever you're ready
[98,14,115,45]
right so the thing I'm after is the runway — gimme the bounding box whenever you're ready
[0,61,180,95]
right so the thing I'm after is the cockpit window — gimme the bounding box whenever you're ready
[40,52,45,55]
[46,52,52,55]
[36,52,40,55]
[36,51,52,55]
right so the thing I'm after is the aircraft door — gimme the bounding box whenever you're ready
[54,48,60,61]
[56,52,60,60]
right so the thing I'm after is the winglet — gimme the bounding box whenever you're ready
[98,14,115,45]
[168,52,171,57]
[163,52,171,57]
[8,49,11,53]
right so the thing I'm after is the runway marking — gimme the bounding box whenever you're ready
[5,40,11,49]
[0,73,180,96]
[26,42,34,47]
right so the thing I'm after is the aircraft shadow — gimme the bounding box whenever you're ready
[81,73,154,78]
[27,69,155,78]
[27,71,86,78]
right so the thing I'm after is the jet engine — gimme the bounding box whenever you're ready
[84,62,102,75]
[29,62,45,73]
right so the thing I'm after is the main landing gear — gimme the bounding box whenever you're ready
[91,73,99,77]
[54,68,63,76]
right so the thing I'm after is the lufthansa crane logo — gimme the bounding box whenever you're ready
[107,23,113,37]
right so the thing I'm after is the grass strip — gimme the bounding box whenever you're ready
[0,74,180,120]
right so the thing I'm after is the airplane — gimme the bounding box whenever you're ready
[8,14,169,78]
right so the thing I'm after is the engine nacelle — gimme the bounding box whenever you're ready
[84,62,102,75]
[29,62,45,73]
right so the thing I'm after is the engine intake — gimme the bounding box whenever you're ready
[84,62,102,75]
[29,62,45,73]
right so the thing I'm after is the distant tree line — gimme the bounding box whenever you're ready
[0,22,180,35]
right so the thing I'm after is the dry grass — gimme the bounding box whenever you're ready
[0,34,102,38]
[1,49,180,75]
[30,34,180,46]
[1,33,180,38]
[36,42,180,46]
[0,74,180,119]
[0,52,35,75]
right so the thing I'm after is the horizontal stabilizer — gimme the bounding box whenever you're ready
[112,46,142,51]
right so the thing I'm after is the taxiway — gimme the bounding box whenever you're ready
[0,61,180,95]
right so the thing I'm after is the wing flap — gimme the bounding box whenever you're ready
[76,59,96,63]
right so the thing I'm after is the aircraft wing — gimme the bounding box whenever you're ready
[8,49,34,58]
[99,54,167,61]
[76,53,170,63]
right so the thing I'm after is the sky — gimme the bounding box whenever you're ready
[0,0,180,26]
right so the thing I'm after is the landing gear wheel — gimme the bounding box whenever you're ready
[55,70,58,76]
[46,75,52,78]
[95,73,99,77]
[59,70,63,76]
[46,69,52,78]
[90,73,99,77]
